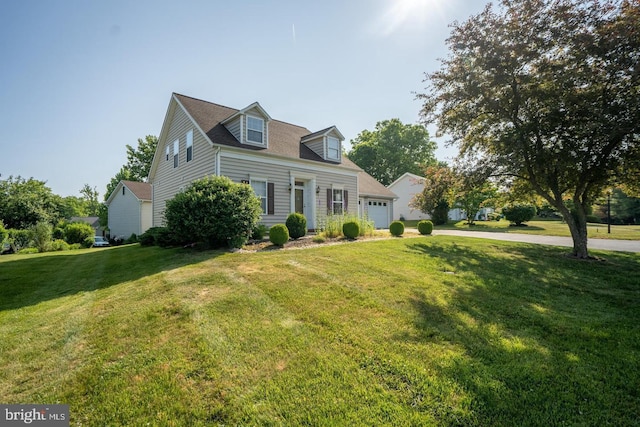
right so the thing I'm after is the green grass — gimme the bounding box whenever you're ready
[1,240,639,425]
[403,218,640,240]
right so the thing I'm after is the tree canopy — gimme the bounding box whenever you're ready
[347,119,437,186]
[104,135,158,200]
[418,0,640,258]
[0,176,61,229]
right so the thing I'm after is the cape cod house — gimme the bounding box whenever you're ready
[148,93,396,230]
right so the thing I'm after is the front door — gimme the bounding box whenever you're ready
[295,188,304,214]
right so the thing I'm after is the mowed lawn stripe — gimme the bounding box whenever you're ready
[1,237,639,425]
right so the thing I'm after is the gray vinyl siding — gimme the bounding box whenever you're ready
[303,136,325,159]
[220,153,357,228]
[225,117,241,142]
[108,188,143,238]
[152,102,217,226]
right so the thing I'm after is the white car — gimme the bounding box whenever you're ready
[93,236,110,247]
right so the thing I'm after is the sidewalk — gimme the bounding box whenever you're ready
[432,230,640,253]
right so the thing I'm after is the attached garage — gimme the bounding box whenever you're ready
[367,200,391,229]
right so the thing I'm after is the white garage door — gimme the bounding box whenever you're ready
[368,200,390,229]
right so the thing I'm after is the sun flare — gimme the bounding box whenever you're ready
[380,0,440,36]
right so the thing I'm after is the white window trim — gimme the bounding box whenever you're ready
[246,115,265,145]
[332,185,344,215]
[165,146,169,161]
[326,136,341,161]
[173,140,179,168]
[186,130,193,162]
[250,176,268,214]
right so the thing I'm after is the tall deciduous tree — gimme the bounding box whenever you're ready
[419,0,640,258]
[104,135,158,201]
[348,119,437,186]
[80,184,100,216]
[0,176,61,229]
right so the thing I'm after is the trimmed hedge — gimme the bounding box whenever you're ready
[269,224,289,246]
[389,221,405,237]
[502,204,536,225]
[417,220,434,235]
[286,213,307,239]
[342,221,360,239]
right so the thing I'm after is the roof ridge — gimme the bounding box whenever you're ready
[173,93,239,113]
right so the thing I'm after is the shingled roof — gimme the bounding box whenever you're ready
[174,93,362,170]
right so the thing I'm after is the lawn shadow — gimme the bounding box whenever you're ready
[0,245,224,312]
[400,240,640,424]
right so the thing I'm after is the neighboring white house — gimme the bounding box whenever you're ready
[147,93,396,229]
[106,180,152,239]
[387,172,430,221]
[388,172,494,222]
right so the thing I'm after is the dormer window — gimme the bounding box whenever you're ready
[247,116,264,144]
[327,137,340,161]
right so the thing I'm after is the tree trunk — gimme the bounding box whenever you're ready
[556,202,590,259]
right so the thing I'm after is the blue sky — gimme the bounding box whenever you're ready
[0,0,489,198]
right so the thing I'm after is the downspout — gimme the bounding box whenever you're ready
[213,147,221,176]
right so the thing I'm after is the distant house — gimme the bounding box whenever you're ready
[388,172,494,222]
[106,180,152,239]
[147,93,396,229]
[69,216,105,237]
[387,172,431,221]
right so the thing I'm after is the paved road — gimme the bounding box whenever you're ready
[432,230,640,253]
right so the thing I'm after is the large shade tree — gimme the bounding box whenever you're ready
[348,119,437,186]
[419,0,640,258]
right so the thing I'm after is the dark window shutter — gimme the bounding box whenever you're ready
[327,188,333,214]
[267,182,275,215]
[344,190,348,212]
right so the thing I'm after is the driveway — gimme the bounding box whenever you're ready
[432,230,640,253]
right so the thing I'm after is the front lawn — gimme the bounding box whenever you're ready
[1,239,639,425]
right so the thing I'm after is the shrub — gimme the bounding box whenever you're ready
[125,233,138,244]
[417,220,434,235]
[7,229,30,251]
[52,226,65,240]
[502,204,536,225]
[164,176,262,249]
[30,221,52,252]
[19,248,39,254]
[65,222,95,245]
[389,221,405,236]
[432,201,450,225]
[139,227,165,246]
[50,239,71,251]
[342,221,360,239]
[269,224,289,246]
[317,214,375,238]
[251,224,268,240]
[155,228,179,248]
[312,235,326,244]
[286,213,307,239]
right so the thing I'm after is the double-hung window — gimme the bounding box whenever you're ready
[186,130,193,162]
[251,179,268,214]
[332,188,344,214]
[327,137,340,161]
[247,116,264,144]
[165,146,170,161]
[173,140,179,168]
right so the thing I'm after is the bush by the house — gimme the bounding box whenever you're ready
[50,239,71,251]
[125,233,138,244]
[502,204,536,226]
[317,214,375,239]
[164,176,262,248]
[251,224,268,241]
[342,221,360,239]
[65,222,95,245]
[286,213,307,239]
[417,220,434,235]
[269,224,289,246]
[138,227,177,247]
[389,221,405,237]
